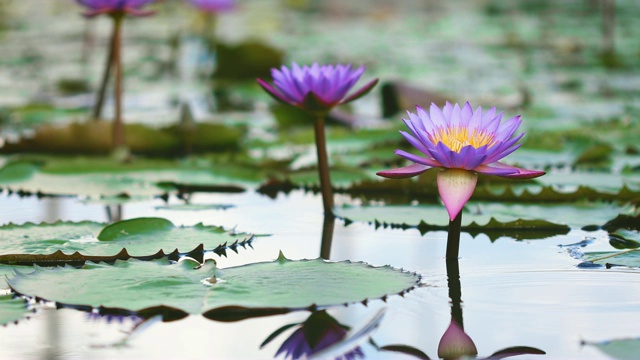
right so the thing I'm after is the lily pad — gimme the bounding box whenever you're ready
[347,175,640,204]
[0,218,253,259]
[0,295,29,326]
[336,202,629,230]
[8,254,420,317]
[582,250,640,267]
[584,338,640,360]
[0,157,250,198]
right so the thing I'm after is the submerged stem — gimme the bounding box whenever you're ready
[446,212,462,260]
[112,15,125,148]
[314,116,334,216]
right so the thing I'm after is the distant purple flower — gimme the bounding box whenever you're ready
[75,0,156,17]
[257,63,378,115]
[265,311,364,360]
[188,0,235,13]
[377,102,545,220]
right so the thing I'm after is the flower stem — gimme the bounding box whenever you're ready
[320,214,335,260]
[92,21,116,121]
[314,116,334,216]
[111,15,125,148]
[446,212,462,260]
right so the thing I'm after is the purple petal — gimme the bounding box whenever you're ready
[449,103,462,127]
[400,131,431,156]
[394,150,441,167]
[434,142,456,168]
[460,102,473,126]
[437,169,478,220]
[377,163,433,179]
[256,79,291,105]
[428,103,446,128]
[479,162,546,178]
[442,101,454,119]
[341,78,379,104]
[484,133,524,163]
[495,115,522,141]
[455,145,475,168]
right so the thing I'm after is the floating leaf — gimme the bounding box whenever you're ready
[583,337,640,360]
[336,202,627,231]
[0,157,248,198]
[8,256,420,317]
[0,295,29,326]
[0,161,40,183]
[0,218,253,260]
[609,230,640,249]
[582,250,640,267]
[98,218,175,241]
[347,175,640,204]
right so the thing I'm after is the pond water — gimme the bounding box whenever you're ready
[0,190,637,359]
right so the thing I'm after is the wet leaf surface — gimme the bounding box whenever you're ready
[8,255,420,317]
[0,218,253,259]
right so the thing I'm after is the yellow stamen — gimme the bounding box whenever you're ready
[429,126,496,153]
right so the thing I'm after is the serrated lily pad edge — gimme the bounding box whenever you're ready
[8,256,423,321]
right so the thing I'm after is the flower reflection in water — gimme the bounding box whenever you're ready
[262,310,372,360]
[376,258,545,360]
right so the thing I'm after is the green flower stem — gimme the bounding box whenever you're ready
[446,212,462,260]
[445,257,464,329]
[314,116,334,216]
[111,15,125,148]
[92,22,116,120]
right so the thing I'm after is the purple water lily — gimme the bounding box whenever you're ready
[258,63,377,215]
[257,63,378,115]
[188,0,236,12]
[75,0,156,17]
[377,102,545,221]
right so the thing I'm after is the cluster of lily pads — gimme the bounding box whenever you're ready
[0,0,639,358]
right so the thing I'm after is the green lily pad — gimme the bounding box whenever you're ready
[0,295,29,326]
[584,338,640,360]
[0,157,250,198]
[536,172,640,193]
[336,202,630,230]
[8,254,421,316]
[0,218,253,259]
[347,175,640,205]
[582,250,640,267]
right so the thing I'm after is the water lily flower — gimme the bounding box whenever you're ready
[75,0,156,149]
[75,0,156,17]
[377,102,545,221]
[257,63,378,115]
[262,310,364,360]
[258,63,377,215]
[188,0,236,13]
